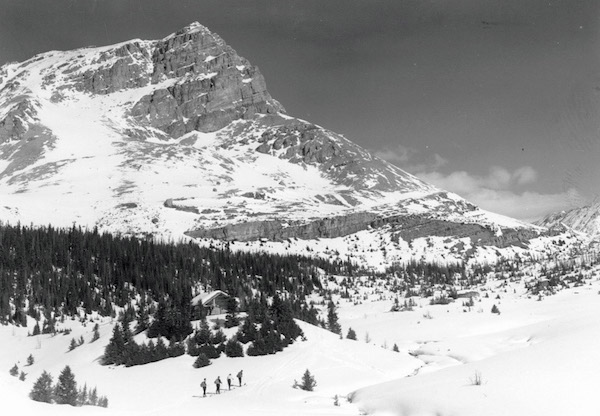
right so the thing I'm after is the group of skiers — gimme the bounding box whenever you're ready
[200,370,243,396]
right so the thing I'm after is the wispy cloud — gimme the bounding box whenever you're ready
[418,169,580,223]
[375,145,580,222]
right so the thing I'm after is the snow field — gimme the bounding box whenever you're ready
[0,314,419,416]
[339,276,600,416]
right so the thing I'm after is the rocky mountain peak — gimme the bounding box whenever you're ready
[0,22,568,269]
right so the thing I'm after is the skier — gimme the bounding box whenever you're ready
[227,373,233,390]
[215,376,222,394]
[200,378,207,397]
[237,369,243,387]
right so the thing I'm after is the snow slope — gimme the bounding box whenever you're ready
[341,276,600,416]
[0,317,420,416]
[537,201,600,239]
[2,271,600,416]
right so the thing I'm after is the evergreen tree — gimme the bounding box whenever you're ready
[294,369,317,391]
[327,301,341,335]
[211,328,227,345]
[168,339,185,357]
[155,337,169,360]
[88,387,98,406]
[91,323,100,342]
[19,371,26,381]
[55,365,78,406]
[236,317,258,344]
[27,353,35,366]
[224,338,244,357]
[77,383,88,406]
[224,297,240,328]
[193,353,211,368]
[103,324,125,365]
[246,333,266,356]
[346,327,357,340]
[98,396,109,407]
[135,296,150,334]
[29,370,54,403]
[69,337,77,351]
[9,364,18,376]
[198,343,220,359]
[270,294,303,343]
[186,337,201,356]
[195,318,212,345]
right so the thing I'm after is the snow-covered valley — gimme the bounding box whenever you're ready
[2,268,599,416]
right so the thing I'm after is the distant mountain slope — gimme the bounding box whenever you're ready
[536,202,600,237]
[0,22,577,268]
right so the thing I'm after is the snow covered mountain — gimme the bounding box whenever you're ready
[0,22,576,267]
[536,202,600,239]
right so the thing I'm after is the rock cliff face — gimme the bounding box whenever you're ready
[186,210,543,247]
[130,23,284,136]
[3,23,283,141]
[253,117,427,193]
[186,212,378,241]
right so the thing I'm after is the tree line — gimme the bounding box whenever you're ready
[0,223,349,325]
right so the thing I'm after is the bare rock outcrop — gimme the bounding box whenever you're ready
[186,210,543,248]
[130,23,284,135]
[185,212,378,241]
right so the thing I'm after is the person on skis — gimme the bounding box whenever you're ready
[227,373,233,390]
[200,378,207,397]
[215,376,222,394]
[237,370,243,387]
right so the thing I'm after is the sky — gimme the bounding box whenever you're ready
[1,0,599,222]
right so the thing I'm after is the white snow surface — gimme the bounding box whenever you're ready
[2,275,600,415]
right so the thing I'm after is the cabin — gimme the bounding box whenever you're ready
[191,290,230,317]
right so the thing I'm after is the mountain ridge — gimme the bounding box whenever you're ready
[0,22,578,269]
[536,201,600,238]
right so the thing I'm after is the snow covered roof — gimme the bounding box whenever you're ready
[191,290,229,307]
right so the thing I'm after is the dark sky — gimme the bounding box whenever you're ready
[1,0,599,220]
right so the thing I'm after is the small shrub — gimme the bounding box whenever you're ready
[69,337,77,351]
[293,369,317,391]
[491,304,501,314]
[27,354,34,366]
[346,327,357,340]
[224,338,244,358]
[9,364,18,377]
[470,371,483,386]
[193,353,211,368]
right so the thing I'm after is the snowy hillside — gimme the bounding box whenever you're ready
[537,201,600,239]
[0,22,573,268]
[2,267,599,416]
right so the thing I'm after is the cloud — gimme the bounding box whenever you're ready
[375,144,447,172]
[417,167,581,222]
[374,144,415,164]
[374,144,580,222]
[513,166,537,185]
